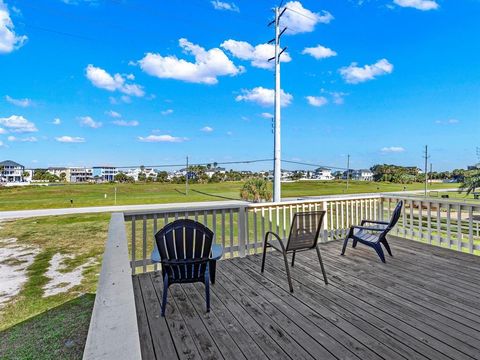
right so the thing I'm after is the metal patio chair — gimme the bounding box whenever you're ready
[261,211,328,292]
[154,219,222,316]
[341,200,403,263]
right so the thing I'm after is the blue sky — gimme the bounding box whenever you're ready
[0,0,478,171]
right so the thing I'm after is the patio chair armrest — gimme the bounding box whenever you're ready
[210,244,223,261]
[264,231,287,251]
[352,225,385,232]
[361,220,389,226]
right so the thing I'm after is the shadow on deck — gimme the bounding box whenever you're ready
[133,237,480,360]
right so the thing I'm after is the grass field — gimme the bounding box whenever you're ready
[0,180,461,211]
[0,214,109,359]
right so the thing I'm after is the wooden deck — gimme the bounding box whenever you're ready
[133,237,480,360]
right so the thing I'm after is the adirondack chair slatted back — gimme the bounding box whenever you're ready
[286,211,326,251]
[385,200,403,231]
[155,219,214,282]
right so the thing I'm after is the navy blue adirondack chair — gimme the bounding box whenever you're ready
[154,219,220,317]
[341,200,403,263]
[261,211,328,292]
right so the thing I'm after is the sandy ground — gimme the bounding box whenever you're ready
[0,238,40,307]
[43,253,96,297]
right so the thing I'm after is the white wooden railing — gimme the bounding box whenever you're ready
[381,195,480,254]
[123,193,480,275]
[124,194,385,275]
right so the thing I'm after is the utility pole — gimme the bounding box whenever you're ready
[185,156,189,196]
[268,6,287,203]
[429,163,433,186]
[423,145,429,197]
[346,154,350,192]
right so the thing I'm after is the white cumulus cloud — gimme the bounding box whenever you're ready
[235,87,293,107]
[340,59,393,84]
[260,112,273,119]
[282,1,333,35]
[85,65,145,97]
[306,96,328,107]
[211,0,239,12]
[112,120,139,127]
[0,115,37,133]
[381,146,405,153]
[105,110,121,118]
[55,136,85,143]
[161,109,173,116]
[393,0,439,11]
[5,95,33,107]
[7,135,37,142]
[0,0,27,54]
[79,116,102,128]
[138,38,243,85]
[52,118,61,125]
[201,126,213,132]
[302,45,337,59]
[138,134,188,143]
[221,40,291,69]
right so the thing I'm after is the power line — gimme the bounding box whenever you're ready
[281,160,348,171]
[284,6,318,22]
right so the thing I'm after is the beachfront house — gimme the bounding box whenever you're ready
[0,160,25,183]
[92,166,118,182]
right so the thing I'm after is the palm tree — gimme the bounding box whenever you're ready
[459,171,480,195]
[240,178,272,202]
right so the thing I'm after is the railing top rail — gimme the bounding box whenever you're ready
[123,200,247,218]
[247,193,382,209]
[83,213,142,360]
[382,194,480,208]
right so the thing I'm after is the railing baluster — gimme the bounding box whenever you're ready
[457,205,462,251]
[254,209,258,253]
[221,210,226,253]
[131,216,136,275]
[229,209,234,258]
[468,207,473,254]
[446,204,451,248]
[153,214,158,271]
[142,215,147,273]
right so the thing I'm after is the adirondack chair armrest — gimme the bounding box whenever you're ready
[352,225,385,232]
[159,257,211,265]
[361,220,389,226]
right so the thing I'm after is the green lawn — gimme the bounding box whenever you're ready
[0,180,460,211]
[0,213,109,360]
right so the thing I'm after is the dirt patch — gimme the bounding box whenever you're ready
[0,238,40,307]
[43,253,96,298]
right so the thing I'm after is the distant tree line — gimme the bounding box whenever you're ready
[369,164,476,184]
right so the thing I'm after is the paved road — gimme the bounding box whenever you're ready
[0,188,458,220]
[0,200,248,220]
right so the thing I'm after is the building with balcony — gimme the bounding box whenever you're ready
[314,167,334,180]
[0,160,25,182]
[92,166,118,182]
[352,169,374,181]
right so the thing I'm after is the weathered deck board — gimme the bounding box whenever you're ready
[133,237,480,360]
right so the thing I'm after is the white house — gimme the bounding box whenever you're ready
[69,168,93,183]
[314,168,334,180]
[352,169,374,181]
[205,167,226,178]
[93,166,118,182]
[125,167,158,181]
[0,160,25,182]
